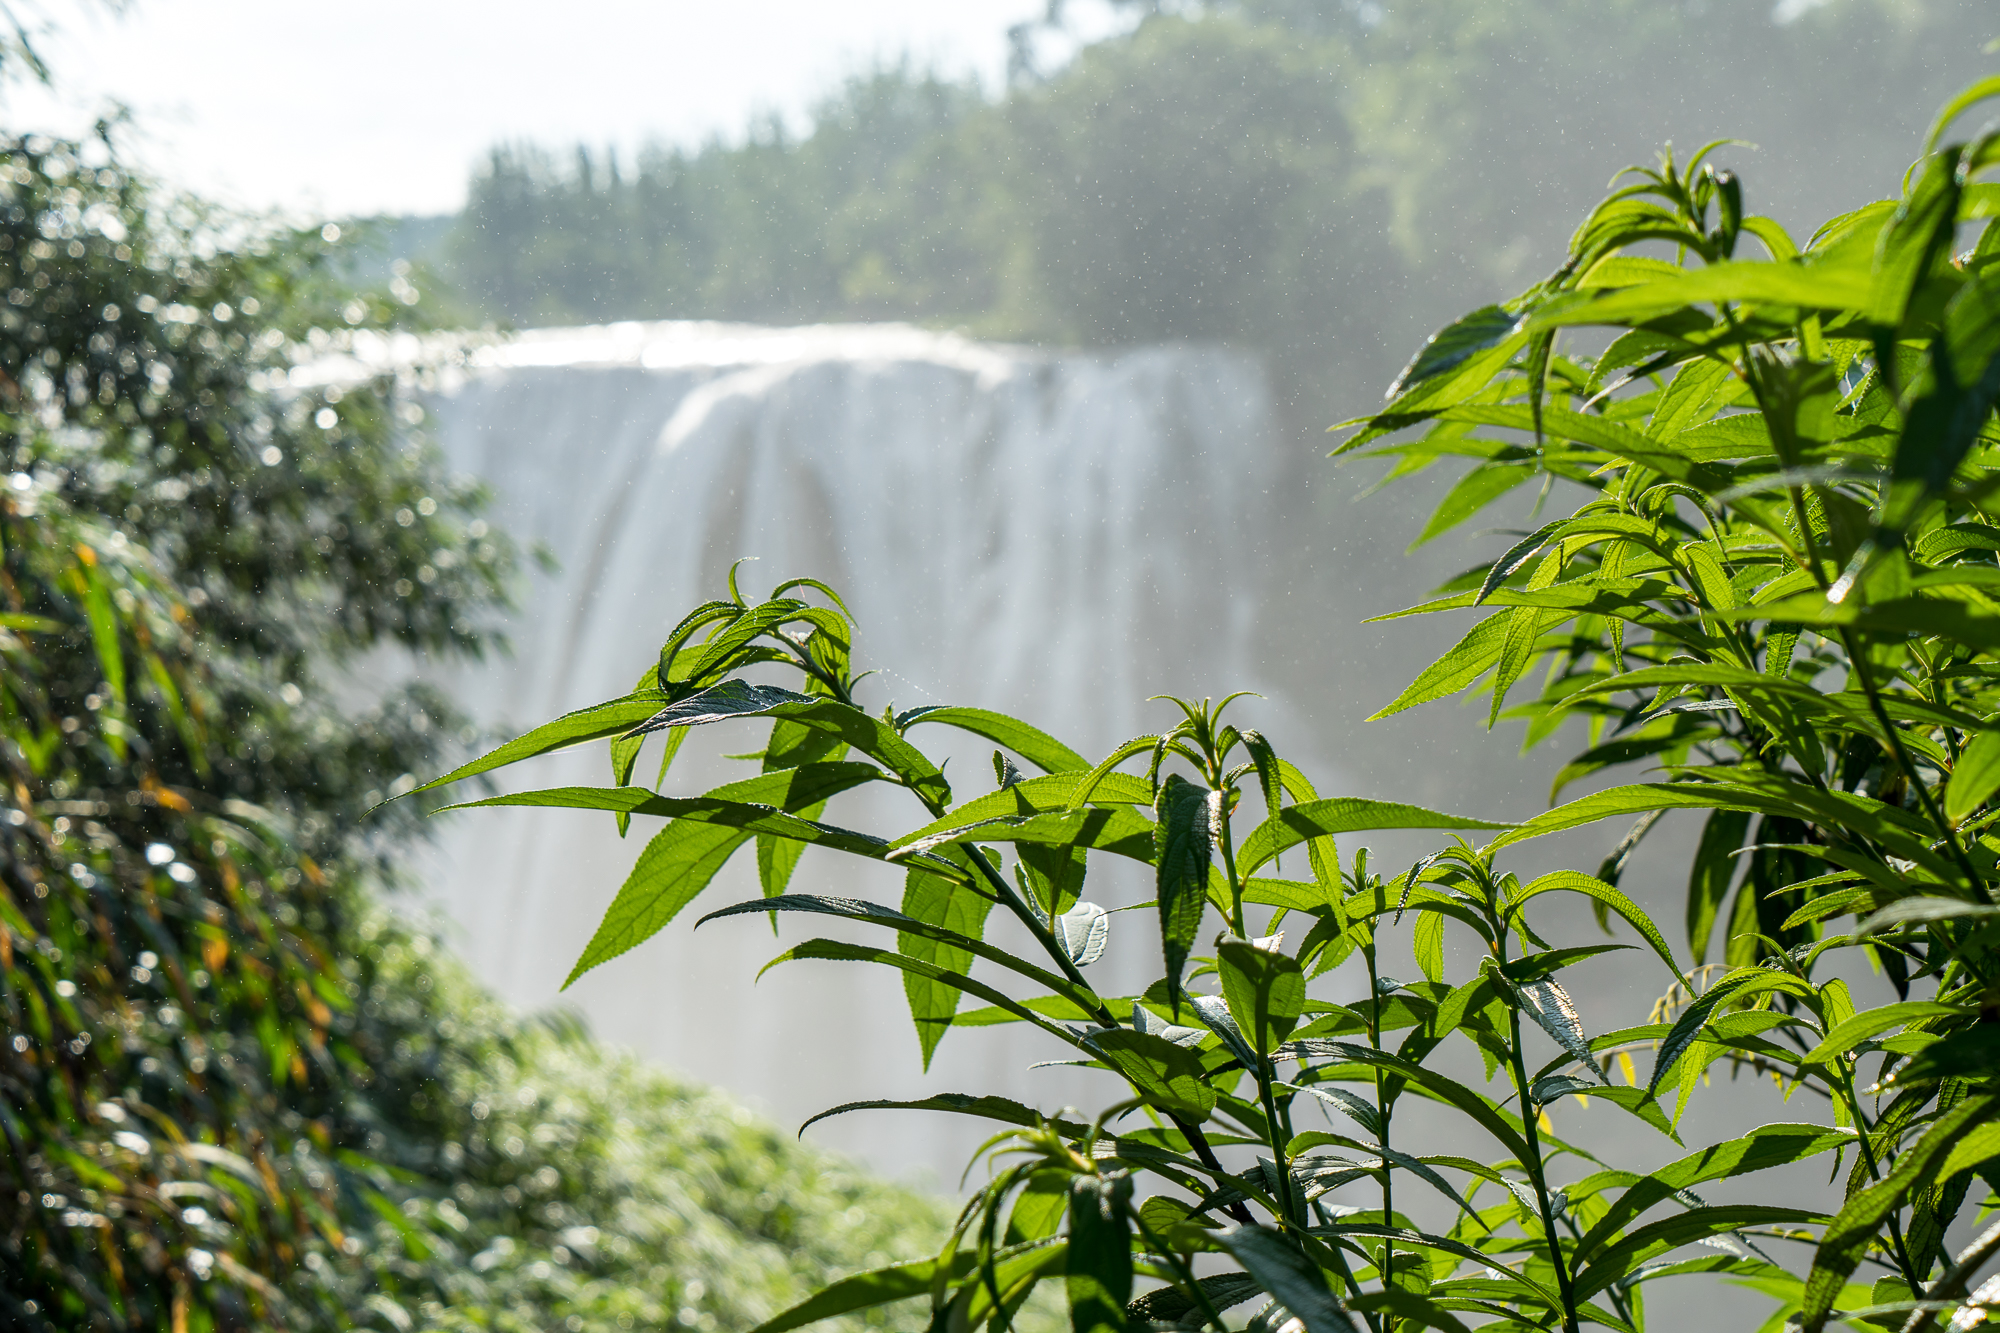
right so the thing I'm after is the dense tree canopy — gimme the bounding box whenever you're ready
[440,0,1995,409]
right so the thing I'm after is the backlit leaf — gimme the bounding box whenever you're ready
[1155,775,1217,1011]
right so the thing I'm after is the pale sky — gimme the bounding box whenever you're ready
[2,0,1113,218]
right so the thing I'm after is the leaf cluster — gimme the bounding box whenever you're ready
[426,72,2000,1333]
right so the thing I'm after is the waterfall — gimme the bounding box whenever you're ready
[348,319,1314,1181]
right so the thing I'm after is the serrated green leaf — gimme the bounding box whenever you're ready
[1366,610,1510,720]
[1885,272,2000,530]
[627,679,951,812]
[1084,1029,1216,1121]
[1217,937,1305,1057]
[447,781,900,861]
[1651,356,1737,437]
[1410,461,1536,550]
[408,690,673,798]
[1067,1175,1133,1333]
[893,805,1160,867]
[1947,729,2000,825]
[1878,1026,2000,1090]
[700,892,1101,1018]
[1386,305,1523,400]
[1216,1226,1358,1333]
[1857,897,2000,934]
[896,771,1153,851]
[1526,257,1873,329]
[1573,1205,1827,1305]
[896,705,1088,775]
[1238,798,1506,877]
[1799,1094,1999,1331]
[1573,1123,1854,1267]
[1283,1039,1533,1163]
[1645,968,1815,1098]
[764,939,1080,1046]
[1155,775,1217,1011]
[746,1253,976,1333]
[1799,1002,1966,1067]
[1935,1122,2000,1183]
[897,849,996,1069]
[798,1093,1087,1139]
[1411,910,1444,985]
[1345,1290,1471,1333]
[1505,871,1684,985]
[1126,1275,1262,1325]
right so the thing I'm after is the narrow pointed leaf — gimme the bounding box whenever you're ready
[408,690,672,797]
[1800,1096,2000,1330]
[746,1254,977,1333]
[798,1094,1087,1139]
[1574,1123,1855,1265]
[897,706,1088,775]
[1068,1176,1134,1333]
[1155,775,1217,1010]
[559,763,883,985]
[897,849,996,1068]
[700,893,1102,1017]
[1217,1225,1359,1333]
[1238,798,1507,877]
[1947,730,2000,825]
[627,679,951,811]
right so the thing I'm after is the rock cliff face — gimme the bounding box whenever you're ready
[382,321,1303,1180]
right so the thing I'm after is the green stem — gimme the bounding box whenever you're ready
[1255,1061,1302,1228]
[1504,996,1581,1333]
[963,845,1112,1022]
[1129,1209,1231,1333]
[1840,1068,1928,1297]
[1839,628,1992,904]
[1363,939,1395,1282]
[1561,1209,1635,1328]
[1217,796,1248,938]
[963,847,1256,1227]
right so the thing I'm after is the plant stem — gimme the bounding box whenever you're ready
[1172,1114,1255,1227]
[1129,1209,1232,1332]
[1840,1068,1928,1297]
[1503,999,1581,1333]
[1900,1215,2000,1333]
[1838,628,1992,904]
[1255,1062,1302,1228]
[1217,797,1248,938]
[1363,938,1395,1282]
[963,846,1114,1022]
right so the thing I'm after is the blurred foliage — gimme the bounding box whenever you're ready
[439,0,1996,398]
[0,116,944,1331]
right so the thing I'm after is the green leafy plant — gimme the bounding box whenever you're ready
[416,75,2000,1333]
[0,115,945,1331]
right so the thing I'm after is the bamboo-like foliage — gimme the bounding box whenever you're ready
[426,75,2000,1333]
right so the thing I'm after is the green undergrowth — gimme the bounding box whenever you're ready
[345,912,949,1333]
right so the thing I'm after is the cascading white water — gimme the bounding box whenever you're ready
[350,320,1320,1182]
